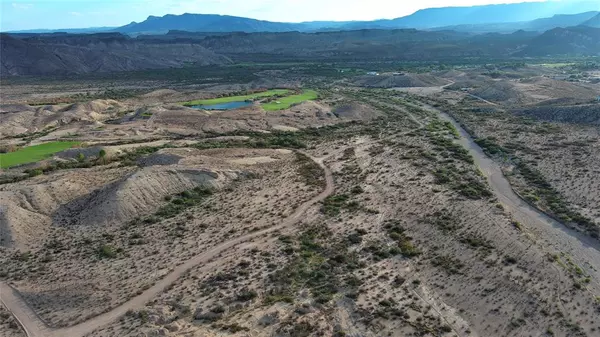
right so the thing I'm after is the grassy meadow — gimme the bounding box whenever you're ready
[182,89,290,106]
[261,90,319,111]
[0,141,81,169]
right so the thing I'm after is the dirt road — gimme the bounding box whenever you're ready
[437,111,600,289]
[0,152,334,337]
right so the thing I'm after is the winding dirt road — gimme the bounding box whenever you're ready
[4,105,599,337]
[0,152,334,337]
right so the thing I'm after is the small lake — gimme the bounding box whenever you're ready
[191,101,252,110]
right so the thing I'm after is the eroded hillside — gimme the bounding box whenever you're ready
[1,78,600,337]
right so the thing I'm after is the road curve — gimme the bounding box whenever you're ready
[0,152,334,337]
[0,283,51,337]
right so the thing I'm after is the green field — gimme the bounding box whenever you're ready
[261,90,319,111]
[0,141,81,169]
[182,89,290,106]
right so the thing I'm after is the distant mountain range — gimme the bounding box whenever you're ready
[3,25,600,76]
[582,12,600,27]
[434,11,600,33]
[6,1,600,35]
[3,1,600,76]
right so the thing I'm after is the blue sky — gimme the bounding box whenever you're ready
[0,0,570,31]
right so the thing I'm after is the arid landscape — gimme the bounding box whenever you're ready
[2,1,600,336]
[2,62,600,337]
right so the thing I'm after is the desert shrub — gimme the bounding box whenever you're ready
[153,187,213,220]
[431,255,464,274]
[475,137,511,157]
[321,194,351,216]
[516,161,598,236]
[235,289,258,302]
[295,152,325,187]
[97,244,118,259]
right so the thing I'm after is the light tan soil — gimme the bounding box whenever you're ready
[2,80,599,337]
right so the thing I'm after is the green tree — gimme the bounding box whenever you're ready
[98,149,107,164]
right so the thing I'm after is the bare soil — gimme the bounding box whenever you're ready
[2,71,600,337]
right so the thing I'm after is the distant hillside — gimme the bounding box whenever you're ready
[191,29,550,62]
[0,33,231,76]
[435,11,600,33]
[193,30,481,61]
[7,1,600,35]
[112,1,600,34]
[4,25,600,76]
[6,27,117,34]
[582,13,600,27]
[516,26,600,56]
[371,1,600,29]
[115,14,304,34]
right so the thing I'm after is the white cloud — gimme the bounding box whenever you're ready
[69,11,82,16]
[12,3,33,10]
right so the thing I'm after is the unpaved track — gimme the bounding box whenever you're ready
[0,152,334,337]
[464,93,498,106]
[437,111,600,287]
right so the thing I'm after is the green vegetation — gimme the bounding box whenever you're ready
[429,135,473,164]
[426,119,460,139]
[1,144,170,185]
[474,137,511,157]
[97,244,119,259]
[268,226,362,305]
[383,220,421,258]
[295,152,325,187]
[0,141,80,169]
[321,194,360,216]
[1,124,359,185]
[182,89,290,106]
[261,90,319,111]
[134,186,214,224]
[415,119,492,199]
[473,134,598,237]
[516,161,598,238]
[193,132,307,150]
[432,165,492,199]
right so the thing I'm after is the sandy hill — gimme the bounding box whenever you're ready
[0,100,128,137]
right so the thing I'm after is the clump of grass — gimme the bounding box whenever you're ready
[193,131,307,150]
[475,137,511,157]
[321,194,359,216]
[153,187,214,220]
[97,244,120,259]
[267,226,361,306]
[432,164,492,199]
[384,220,421,258]
[295,152,325,187]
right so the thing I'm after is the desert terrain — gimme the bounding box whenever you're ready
[1,61,600,337]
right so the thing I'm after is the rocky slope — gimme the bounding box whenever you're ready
[0,33,231,76]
